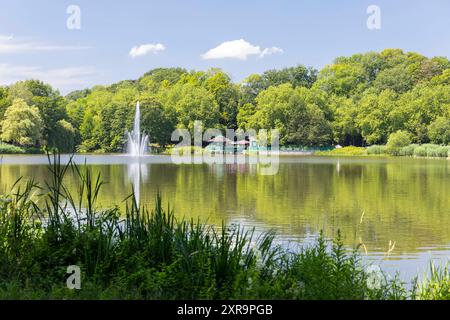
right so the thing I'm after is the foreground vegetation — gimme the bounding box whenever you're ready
[0,49,449,153]
[0,155,449,300]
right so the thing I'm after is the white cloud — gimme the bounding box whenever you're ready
[129,43,165,58]
[201,39,283,60]
[0,34,89,54]
[0,64,97,90]
[0,34,13,41]
[260,46,284,57]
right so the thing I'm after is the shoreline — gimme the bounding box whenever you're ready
[1,151,449,160]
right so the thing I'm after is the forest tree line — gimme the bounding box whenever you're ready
[0,48,449,153]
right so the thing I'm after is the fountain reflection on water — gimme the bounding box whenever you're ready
[127,162,148,205]
[126,101,150,205]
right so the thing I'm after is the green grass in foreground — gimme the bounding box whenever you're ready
[0,154,449,300]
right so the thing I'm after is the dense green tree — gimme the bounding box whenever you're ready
[50,120,76,152]
[261,65,317,89]
[285,97,332,146]
[140,68,187,85]
[239,65,317,106]
[329,96,362,146]
[108,103,134,152]
[357,90,399,145]
[66,99,86,130]
[397,85,450,143]
[237,103,257,130]
[1,99,43,146]
[313,63,367,96]
[379,49,409,68]
[431,69,450,86]
[246,84,331,145]
[248,83,293,139]
[108,87,139,151]
[428,116,450,145]
[140,94,177,147]
[0,87,10,122]
[334,52,384,83]
[205,70,239,128]
[160,82,221,133]
[77,89,113,151]
[65,89,91,102]
[386,130,412,155]
[8,80,66,147]
[79,108,101,151]
[412,57,450,83]
[239,74,266,105]
[372,66,414,93]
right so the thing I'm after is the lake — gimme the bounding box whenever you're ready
[0,154,449,281]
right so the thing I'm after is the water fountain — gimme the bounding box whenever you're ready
[127,101,149,156]
[126,101,149,205]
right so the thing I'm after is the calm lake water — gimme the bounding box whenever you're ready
[1,154,449,281]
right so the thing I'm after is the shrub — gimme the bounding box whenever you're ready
[427,146,449,158]
[413,145,428,157]
[170,145,204,156]
[367,145,387,155]
[283,233,369,299]
[315,146,367,156]
[386,131,411,156]
[413,144,449,158]
[398,144,418,157]
[428,117,450,145]
[0,142,26,154]
[414,263,450,300]
[24,146,44,154]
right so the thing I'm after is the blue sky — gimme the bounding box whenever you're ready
[0,0,450,94]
